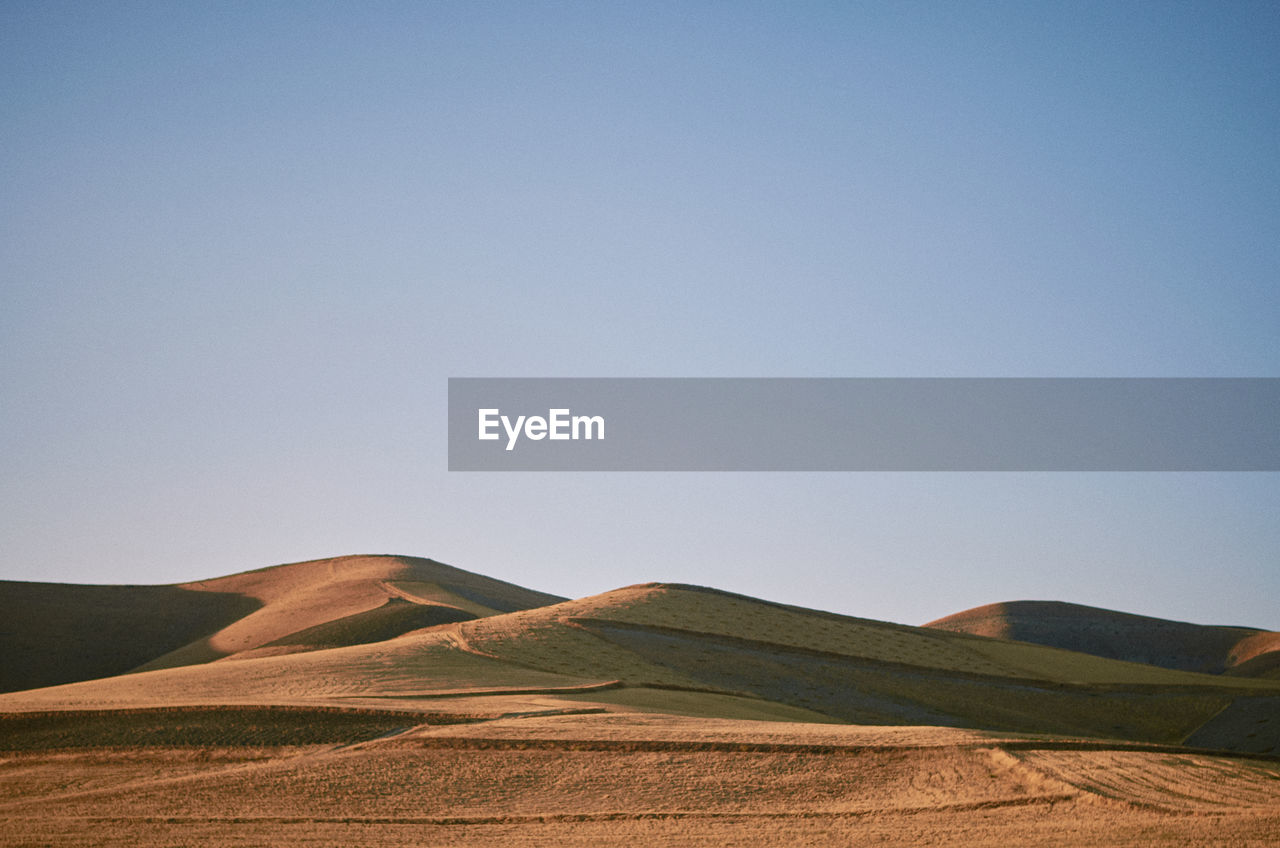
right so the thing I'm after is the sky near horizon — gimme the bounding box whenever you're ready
[3,2,1279,629]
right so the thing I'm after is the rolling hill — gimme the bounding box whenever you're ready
[0,554,565,693]
[2,563,1277,754]
[925,600,1280,678]
[3,555,1279,847]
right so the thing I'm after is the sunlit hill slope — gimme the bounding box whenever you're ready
[1,555,1277,755]
[926,600,1280,678]
[0,555,565,693]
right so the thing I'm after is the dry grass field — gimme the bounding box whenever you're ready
[1,555,1277,846]
[2,714,1278,847]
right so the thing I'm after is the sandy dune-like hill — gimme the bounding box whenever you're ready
[925,600,1280,677]
[3,573,1277,754]
[4,558,1280,846]
[0,555,564,693]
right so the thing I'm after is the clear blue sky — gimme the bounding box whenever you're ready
[3,2,1278,628]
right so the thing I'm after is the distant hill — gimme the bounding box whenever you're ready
[925,600,1280,677]
[0,554,564,693]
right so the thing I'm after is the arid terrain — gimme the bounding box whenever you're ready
[2,554,1277,846]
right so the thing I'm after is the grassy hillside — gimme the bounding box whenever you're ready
[0,555,564,693]
[926,600,1279,675]
[3,577,1276,753]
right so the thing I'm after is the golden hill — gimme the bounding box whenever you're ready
[4,559,1280,847]
[0,554,564,693]
[926,600,1280,677]
[2,573,1277,754]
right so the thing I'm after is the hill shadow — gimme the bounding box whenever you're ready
[0,582,261,693]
